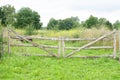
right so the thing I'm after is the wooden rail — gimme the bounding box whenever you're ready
[10,44,58,49]
[11,36,112,41]
[70,55,113,58]
[65,46,113,50]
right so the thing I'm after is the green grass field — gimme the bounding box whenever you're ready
[0,43,120,80]
[0,53,120,80]
[0,28,120,80]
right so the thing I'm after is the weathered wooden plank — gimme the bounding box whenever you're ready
[70,55,113,58]
[65,46,113,50]
[22,54,52,57]
[11,36,112,41]
[65,30,116,58]
[1,28,3,54]
[11,36,59,41]
[63,38,112,41]
[8,30,11,53]
[10,44,58,49]
[58,37,61,57]
[10,44,34,47]
[62,37,65,57]
[113,31,117,58]
[119,30,120,61]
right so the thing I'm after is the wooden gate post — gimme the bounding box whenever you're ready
[0,26,3,56]
[8,30,11,53]
[1,28,3,54]
[113,30,116,58]
[58,36,61,57]
[119,30,120,61]
[62,37,65,57]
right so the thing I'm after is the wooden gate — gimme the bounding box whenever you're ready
[8,29,117,58]
[8,29,60,57]
[63,30,117,58]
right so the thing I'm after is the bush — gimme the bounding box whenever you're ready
[25,25,36,35]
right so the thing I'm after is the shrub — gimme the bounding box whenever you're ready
[25,24,36,35]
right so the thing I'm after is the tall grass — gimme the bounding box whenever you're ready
[15,27,111,38]
[14,27,117,49]
[15,27,115,47]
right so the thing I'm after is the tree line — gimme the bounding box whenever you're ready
[0,4,42,29]
[47,15,120,30]
[0,4,120,30]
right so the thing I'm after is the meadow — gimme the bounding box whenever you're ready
[0,28,120,80]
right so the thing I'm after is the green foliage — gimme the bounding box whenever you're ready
[105,20,113,30]
[81,15,113,30]
[98,18,113,30]
[47,18,59,30]
[47,17,80,30]
[25,24,36,35]
[84,15,98,28]
[15,7,42,29]
[0,7,5,23]
[0,4,15,26]
[98,18,107,25]
[113,20,120,30]
[31,11,42,29]
[58,17,80,30]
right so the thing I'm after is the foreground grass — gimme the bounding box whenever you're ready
[0,54,120,80]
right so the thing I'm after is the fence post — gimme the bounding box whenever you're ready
[119,30,120,61]
[58,36,61,57]
[8,30,11,53]
[1,28,3,54]
[113,30,116,58]
[62,37,65,57]
[0,26,3,57]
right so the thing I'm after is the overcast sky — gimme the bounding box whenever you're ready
[0,0,120,26]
